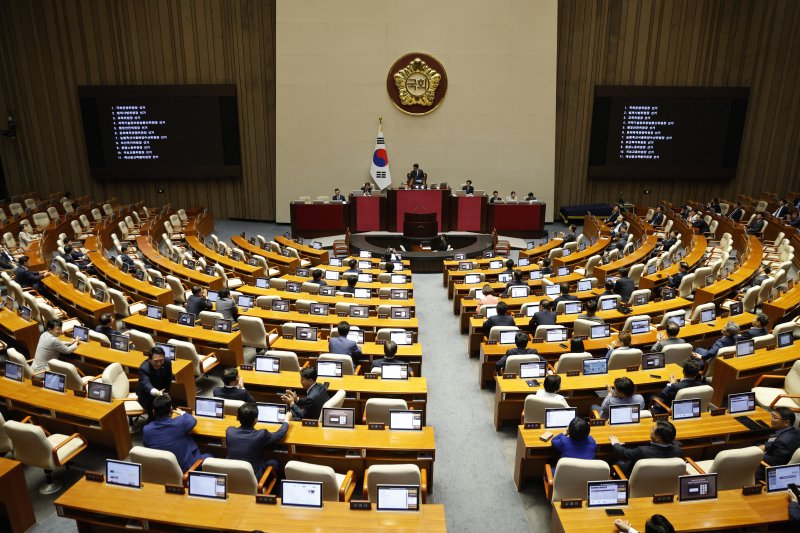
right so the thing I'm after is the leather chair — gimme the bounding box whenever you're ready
[544,458,610,501]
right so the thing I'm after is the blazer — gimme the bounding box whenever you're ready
[118,254,135,269]
[331,194,346,202]
[136,359,174,412]
[226,423,289,478]
[748,219,765,234]
[668,271,687,289]
[328,336,363,360]
[216,297,239,320]
[290,382,329,420]
[482,314,516,338]
[530,310,557,329]
[729,208,744,221]
[774,205,789,218]
[656,377,705,406]
[562,232,577,244]
[650,212,665,226]
[142,413,205,471]
[462,185,475,194]
[552,434,597,460]
[650,337,685,353]
[496,347,538,371]
[738,326,768,341]
[612,441,682,476]
[661,237,677,252]
[186,294,213,316]
[613,277,635,302]
[213,385,255,403]
[697,334,737,361]
[763,427,800,467]
[14,265,43,289]
[692,219,710,234]
[606,211,620,224]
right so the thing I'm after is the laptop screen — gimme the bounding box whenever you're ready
[359,260,372,269]
[349,305,369,318]
[587,480,628,508]
[464,274,481,284]
[629,319,650,335]
[237,295,253,309]
[310,303,329,316]
[317,361,342,377]
[360,251,372,258]
[72,325,89,342]
[155,342,176,361]
[453,253,466,260]
[583,358,608,375]
[577,279,592,292]
[358,273,373,283]
[312,241,322,249]
[325,270,340,281]
[110,334,129,352]
[19,306,31,321]
[381,363,409,380]
[557,267,570,276]
[672,398,701,420]
[254,277,269,290]
[600,298,617,311]
[489,260,503,269]
[544,407,577,429]
[3,361,24,382]
[389,410,423,431]
[187,471,227,500]
[272,299,290,312]
[633,294,647,306]
[546,328,568,343]
[319,285,336,296]
[346,329,365,344]
[728,392,755,414]
[563,301,581,315]
[700,308,715,323]
[195,397,224,419]
[679,474,718,502]
[376,485,420,512]
[87,380,112,402]
[255,356,281,373]
[294,268,309,278]
[295,327,318,341]
[544,284,560,297]
[281,480,323,508]
[391,289,408,300]
[529,270,543,280]
[777,331,793,348]
[667,314,685,327]
[92,288,106,301]
[391,274,406,284]
[729,301,743,316]
[106,459,141,489]
[146,305,163,320]
[483,306,498,318]
[285,282,301,293]
[766,464,800,493]
[519,361,547,379]
[391,307,411,319]
[322,407,355,429]
[177,312,196,326]
[642,352,665,370]
[498,273,513,283]
[609,404,640,425]
[518,257,530,267]
[662,287,676,300]
[207,290,220,302]
[390,331,413,345]
[214,318,233,333]
[590,324,610,339]
[329,258,343,267]
[354,288,371,299]
[43,371,66,393]
[647,263,657,275]
[735,339,755,357]
[525,303,540,317]
[256,402,287,424]
[510,286,528,298]
[499,330,518,344]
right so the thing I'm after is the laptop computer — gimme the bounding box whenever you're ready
[322,407,355,429]
[587,480,628,508]
[187,471,227,500]
[525,303,540,317]
[146,305,163,320]
[87,380,112,402]
[156,342,176,361]
[106,459,141,489]
[672,398,701,420]
[256,402,287,424]
[510,286,529,298]
[281,480,323,508]
[545,328,568,343]
[563,301,581,315]
[255,356,281,373]
[728,392,755,414]
[354,288,371,299]
[237,295,253,309]
[43,371,66,393]
[381,363,409,380]
[642,352,666,370]
[390,331,413,345]
[483,306,498,318]
[609,404,640,425]
[110,334,129,352]
[464,274,481,285]
[207,290,220,302]
[766,464,800,493]
[577,279,593,292]
[195,397,225,419]
[325,270,340,281]
[214,318,233,333]
[679,473,718,502]
[376,485,420,512]
[3,360,24,382]
[544,407,577,429]
[544,284,561,297]
[583,358,608,376]
[519,361,547,379]
[295,326,318,341]
[72,325,89,342]
[317,360,342,378]
[389,410,423,431]
[590,324,611,339]
[600,298,617,311]
[499,330,518,344]
[735,339,755,357]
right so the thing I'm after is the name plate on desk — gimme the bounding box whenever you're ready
[722,351,734,359]
[350,500,372,510]
[378,314,388,319]
[364,373,379,380]
[298,310,308,314]
[652,493,674,504]
[301,419,319,427]
[85,471,104,482]
[566,370,580,377]
[589,419,605,427]
[73,389,87,398]
[742,485,763,495]
[379,295,389,299]
[337,312,347,317]
[653,414,669,422]
[524,422,541,430]
[165,484,185,495]
[240,364,254,371]
[283,335,294,340]
[474,315,484,319]
[502,373,516,379]
[626,365,640,372]
[486,340,497,345]
[368,423,385,431]
[256,494,277,504]
[532,338,544,343]
[710,407,726,416]
[375,340,386,345]
[560,499,582,509]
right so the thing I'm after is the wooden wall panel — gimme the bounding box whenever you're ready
[0,0,276,220]
[556,0,800,211]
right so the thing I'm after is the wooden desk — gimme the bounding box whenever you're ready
[639,234,707,290]
[594,235,658,284]
[694,235,763,305]
[552,237,610,268]
[56,478,446,532]
[231,235,299,274]
[0,308,40,355]
[192,417,436,491]
[275,235,330,265]
[41,275,114,326]
[762,283,800,327]
[246,307,419,334]
[122,314,244,367]
[513,409,771,490]
[550,489,788,533]
[239,369,428,423]
[185,235,263,283]
[85,246,172,307]
[136,235,223,290]
[492,365,681,429]
[711,341,799,406]
[0,378,132,458]
[269,338,425,375]
[237,285,417,310]
[0,458,36,533]
[520,238,563,261]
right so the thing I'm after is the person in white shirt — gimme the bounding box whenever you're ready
[535,374,564,399]
[32,319,80,372]
[505,191,518,202]
[614,513,674,533]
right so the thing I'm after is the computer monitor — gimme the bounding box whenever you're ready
[390,331,413,346]
[489,260,503,270]
[529,270,542,280]
[358,273,373,283]
[359,260,372,269]
[663,258,672,269]
[600,298,617,311]
[281,480,323,508]
[272,299,290,312]
[153,276,165,289]
[76,279,87,293]
[255,356,281,373]
[391,307,411,319]
[354,288,371,299]
[72,325,89,342]
[672,398,701,420]
[629,319,650,335]
[579,241,588,252]
[204,265,216,277]
[647,263,657,275]
[526,241,535,250]
[525,303,540,317]
[322,407,355,429]
[145,305,163,320]
[3,361,24,382]
[92,288,106,301]
[207,290,220,302]
[325,270,340,281]
[633,293,648,306]
[346,329,364,344]
[587,480,628,508]
[679,473,718,502]
[312,241,322,250]
[735,339,755,357]
[360,250,372,258]
[106,459,141,489]
[518,257,530,267]
[583,358,608,376]
[110,334,129,352]
[43,371,66,393]
[577,279,592,292]
[700,308,715,323]
[391,289,408,300]
[546,328,568,343]
[662,288,676,300]
[285,282,301,293]
[296,327,318,341]
[317,360,342,378]
[256,402,287,424]
[483,250,495,258]
[177,312,196,326]
[391,274,406,284]
[349,305,369,318]
[464,274,481,285]
[155,342,176,361]
[195,397,224,419]
[248,257,260,268]
[728,392,755,414]
[609,404,640,425]
[381,363,409,380]
[642,352,666,370]
[187,471,227,500]
[510,286,529,298]
[544,407,577,429]
[214,318,233,333]
[329,258,343,267]
[667,314,685,327]
[453,253,466,260]
[499,330,518,344]
[562,249,572,258]
[557,266,570,276]
[310,303,329,316]
[237,295,253,309]
[19,306,31,321]
[729,301,743,316]
[376,485,420,512]
[484,306,498,318]
[519,361,548,379]
[389,410,423,431]
[766,464,800,493]
[777,331,793,348]
[87,380,112,402]
[319,286,336,296]
[545,284,561,297]
[590,324,611,339]
[563,301,581,315]
[134,269,147,281]
[498,273,513,283]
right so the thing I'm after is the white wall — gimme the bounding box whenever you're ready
[276,0,557,223]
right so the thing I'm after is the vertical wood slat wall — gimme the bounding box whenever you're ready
[0,0,276,221]
[556,0,800,211]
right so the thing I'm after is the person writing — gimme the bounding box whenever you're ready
[281,367,330,420]
[551,417,596,459]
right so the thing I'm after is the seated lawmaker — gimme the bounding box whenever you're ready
[577,298,604,324]
[610,420,681,477]
[503,270,528,296]
[551,417,596,460]
[489,191,501,203]
[331,188,346,202]
[524,192,537,202]
[213,367,255,402]
[495,331,538,372]
[614,514,675,533]
[747,212,766,235]
[339,275,358,294]
[738,312,769,340]
[143,394,211,471]
[553,283,579,308]
[529,299,556,329]
[361,182,373,195]
[729,201,745,221]
[186,286,213,316]
[691,213,710,234]
[540,258,553,275]
[476,284,498,314]
[226,402,290,479]
[758,407,800,478]
[667,262,690,289]
[311,269,327,286]
[694,321,739,364]
[343,259,360,276]
[562,225,578,244]
[605,331,633,359]
[594,377,645,420]
[215,288,239,321]
[649,206,665,226]
[660,231,678,253]
[15,255,47,291]
[95,313,122,339]
[371,340,402,372]
[482,301,515,338]
[462,180,475,195]
[651,323,684,352]
[328,321,363,362]
[536,375,565,400]
[281,367,330,421]
[652,358,704,413]
[613,267,635,302]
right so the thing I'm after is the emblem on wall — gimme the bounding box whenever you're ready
[387,53,448,115]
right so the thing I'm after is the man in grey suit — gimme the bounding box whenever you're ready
[650,323,685,352]
[281,367,330,420]
[215,288,238,320]
[328,321,363,362]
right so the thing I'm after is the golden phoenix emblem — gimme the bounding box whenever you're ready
[393,57,441,107]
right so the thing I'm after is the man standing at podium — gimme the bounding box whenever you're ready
[407,163,426,188]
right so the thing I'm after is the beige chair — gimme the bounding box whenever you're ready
[363,464,426,503]
[621,315,651,333]
[661,343,694,365]
[607,348,644,371]
[256,295,280,309]
[677,273,695,299]
[0,413,14,455]
[753,334,776,350]
[544,458,611,501]
[522,394,570,424]
[199,310,224,328]
[5,419,88,494]
[283,460,356,501]
[596,294,622,310]
[238,316,269,362]
[658,310,688,328]
[504,354,542,376]
[48,359,95,392]
[129,446,185,484]
[32,211,51,230]
[201,457,277,495]
[652,384,714,413]
[318,390,347,421]
[617,457,687,498]
[553,353,592,374]
[364,398,408,425]
[684,446,762,490]
[165,276,187,304]
[213,263,243,289]
[167,338,219,377]
[263,350,302,372]
[282,322,310,337]
[318,353,357,375]
[102,363,145,418]
[752,360,800,411]
[165,303,186,322]
[572,319,597,338]
[534,325,567,339]
[488,325,519,341]
[127,329,155,352]
[108,288,147,317]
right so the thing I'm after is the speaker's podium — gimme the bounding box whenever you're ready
[403,212,438,239]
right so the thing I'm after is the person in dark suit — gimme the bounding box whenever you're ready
[136,346,174,418]
[504,259,515,272]
[668,262,690,289]
[759,407,800,478]
[226,402,289,479]
[600,279,616,295]
[530,299,557,329]
[738,312,769,341]
[694,321,739,364]
[215,288,239,320]
[371,340,403,372]
[649,206,665,226]
[361,182,373,195]
[281,367,330,420]
[552,417,597,460]
[343,259,361,276]
[660,231,678,253]
[331,188,346,202]
[729,202,745,221]
[482,301,516,338]
[553,283,579,308]
[707,198,722,214]
[95,313,122,339]
[613,267,635,302]
[340,275,358,294]
[186,286,213,316]
[610,420,681,477]
[605,205,621,225]
[213,367,255,402]
[462,180,475,195]
[495,331,538,372]
[311,269,327,286]
[503,270,529,296]
[14,255,46,291]
[540,258,553,275]
[773,199,790,218]
[747,212,766,235]
[116,243,136,270]
[562,225,578,244]
[328,321,363,361]
[615,231,629,252]
[577,298,605,324]
[143,396,211,472]
[62,244,91,271]
[652,358,705,413]
[406,163,426,188]
[788,209,800,228]
[489,191,500,203]
[651,323,685,352]
[748,264,771,289]
[679,206,691,220]
[691,213,710,235]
